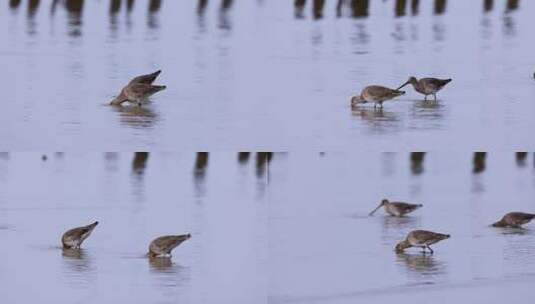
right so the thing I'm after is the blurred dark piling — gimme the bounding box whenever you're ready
[132,152,149,175]
[473,152,487,174]
[410,152,425,175]
[434,0,447,15]
[516,152,527,167]
[238,152,251,165]
[395,0,407,17]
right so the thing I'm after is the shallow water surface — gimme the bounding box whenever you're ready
[2,1,535,149]
[1,152,535,303]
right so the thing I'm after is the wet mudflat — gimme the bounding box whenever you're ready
[2,1,535,150]
[1,152,535,303]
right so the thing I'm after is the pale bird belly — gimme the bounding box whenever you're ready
[385,206,402,217]
[362,92,380,103]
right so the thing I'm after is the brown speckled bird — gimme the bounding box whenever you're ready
[397,76,452,101]
[148,234,191,258]
[395,230,450,254]
[109,70,166,106]
[61,221,98,249]
[369,199,423,217]
[351,85,405,109]
[492,212,535,228]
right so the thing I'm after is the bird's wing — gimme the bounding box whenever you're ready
[126,83,164,98]
[411,230,445,243]
[392,202,420,212]
[64,226,91,239]
[153,236,185,251]
[129,70,162,85]
[508,212,535,225]
[421,78,448,90]
[366,86,397,99]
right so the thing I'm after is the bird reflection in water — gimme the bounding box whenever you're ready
[112,105,159,129]
[396,253,447,280]
[61,248,96,288]
[149,258,191,293]
[499,227,531,236]
[409,100,446,130]
[149,256,174,271]
[381,216,420,244]
[351,107,400,134]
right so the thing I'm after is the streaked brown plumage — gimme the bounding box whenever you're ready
[397,76,452,101]
[110,70,166,106]
[492,212,535,228]
[148,234,191,258]
[351,85,405,109]
[395,230,450,254]
[61,221,98,249]
[369,199,423,217]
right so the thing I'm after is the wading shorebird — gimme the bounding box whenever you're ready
[351,85,405,109]
[148,234,191,258]
[61,221,99,249]
[492,212,535,228]
[369,199,423,217]
[397,76,452,101]
[109,70,166,106]
[395,230,450,254]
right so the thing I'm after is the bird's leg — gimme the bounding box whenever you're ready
[374,103,377,109]
[433,94,437,102]
[426,245,434,254]
[424,95,428,102]
[421,246,427,254]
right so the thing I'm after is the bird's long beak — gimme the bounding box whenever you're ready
[369,204,383,216]
[396,81,410,91]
